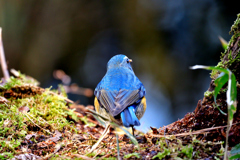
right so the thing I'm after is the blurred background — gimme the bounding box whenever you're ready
[0,0,239,132]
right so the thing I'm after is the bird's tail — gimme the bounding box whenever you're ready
[120,106,140,127]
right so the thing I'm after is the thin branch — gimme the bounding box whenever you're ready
[0,28,10,80]
[116,133,120,160]
[150,122,239,138]
[88,123,110,153]
[25,112,53,135]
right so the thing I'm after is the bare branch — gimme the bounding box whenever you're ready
[0,28,10,80]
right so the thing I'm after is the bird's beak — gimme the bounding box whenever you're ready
[128,59,132,62]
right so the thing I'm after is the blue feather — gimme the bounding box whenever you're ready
[120,106,140,127]
[94,54,146,128]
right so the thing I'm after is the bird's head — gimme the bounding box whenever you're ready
[107,54,133,71]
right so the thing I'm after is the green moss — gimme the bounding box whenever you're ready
[211,69,219,79]
[149,135,224,159]
[124,153,141,159]
[79,116,95,127]
[228,50,233,61]
[85,152,96,157]
[210,60,228,79]
[58,84,68,97]
[0,70,40,90]
[0,152,14,160]
[230,13,240,34]
[152,148,171,159]
[0,76,23,90]
[0,75,80,157]
[204,90,213,98]
[0,103,27,140]
[100,158,117,160]
[210,14,240,78]
[179,144,193,159]
[0,99,72,155]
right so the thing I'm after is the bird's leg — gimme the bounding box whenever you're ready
[132,126,135,136]
[89,123,110,153]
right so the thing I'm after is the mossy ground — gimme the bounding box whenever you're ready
[0,72,227,160]
[1,14,240,159]
[0,73,94,159]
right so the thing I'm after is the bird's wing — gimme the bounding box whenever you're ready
[95,83,145,117]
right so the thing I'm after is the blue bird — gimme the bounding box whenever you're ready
[94,54,146,134]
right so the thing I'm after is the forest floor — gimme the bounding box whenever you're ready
[0,71,239,160]
[1,13,240,160]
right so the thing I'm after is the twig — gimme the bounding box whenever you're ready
[28,113,55,130]
[25,113,53,135]
[116,133,120,160]
[92,149,103,159]
[164,126,169,147]
[0,96,9,105]
[0,27,10,80]
[88,123,110,153]
[99,153,111,160]
[150,122,239,138]
[224,114,230,160]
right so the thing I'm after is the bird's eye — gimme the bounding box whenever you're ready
[127,59,132,63]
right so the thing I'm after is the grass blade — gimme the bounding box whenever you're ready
[214,72,228,103]
[87,108,109,121]
[111,122,139,149]
[116,133,120,160]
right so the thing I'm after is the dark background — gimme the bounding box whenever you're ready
[0,0,239,132]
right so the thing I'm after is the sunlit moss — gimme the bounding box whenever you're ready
[152,148,171,159]
[0,76,23,90]
[0,104,26,158]
[79,116,95,127]
[0,152,14,160]
[0,74,79,158]
[230,14,240,34]
[179,144,193,159]
[124,152,141,159]
[204,90,213,98]
[210,13,240,79]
